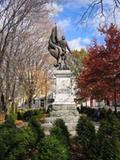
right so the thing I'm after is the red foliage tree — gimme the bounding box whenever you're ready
[77,24,120,112]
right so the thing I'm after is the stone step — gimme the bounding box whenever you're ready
[50,110,79,117]
[44,116,79,124]
[65,122,78,131]
[69,131,77,137]
[42,122,78,136]
[42,123,52,131]
[52,104,76,111]
[44,130,77,137]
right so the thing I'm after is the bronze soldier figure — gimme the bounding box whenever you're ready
[48,25,71,69]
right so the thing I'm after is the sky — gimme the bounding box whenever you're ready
[48,0,120,50]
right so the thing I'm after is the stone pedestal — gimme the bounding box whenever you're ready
[53,70,75,107]
[43,70,79,136]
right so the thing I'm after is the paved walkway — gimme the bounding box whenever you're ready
[70,138,84,160]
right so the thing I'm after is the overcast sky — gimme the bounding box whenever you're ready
[49,0,120,50]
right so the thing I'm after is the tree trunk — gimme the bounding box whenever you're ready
[5,61,10,107]
[114,79,117,113]
[28,96,32,108]
[11,82,16,113]
[44,73,48,111]
[114,91,117,113]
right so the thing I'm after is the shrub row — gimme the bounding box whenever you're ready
[2,108,120,160]
[76,115,120,160]
[0,117,70,160]
[0,116,45,160]
[79,106,120,121]
[35,136,69,160]
[17,109,45,121]
[34,119,70,160]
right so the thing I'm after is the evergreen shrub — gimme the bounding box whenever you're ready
[76,116,98,160]
[36,136,70,160]
[98,115,120,160]
[50,119,70,145]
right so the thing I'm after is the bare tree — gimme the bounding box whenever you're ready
[57,0,120,25]
[0,0,53,111]
[78,0,120,24]
[0,0,50,64]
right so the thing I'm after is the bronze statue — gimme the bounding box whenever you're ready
[48,25,62,67]
[48,25,71,69]
[59,35,72,69]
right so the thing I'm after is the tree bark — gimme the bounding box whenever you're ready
[114,79,117,113]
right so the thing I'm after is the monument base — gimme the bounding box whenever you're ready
[42,69,80,136]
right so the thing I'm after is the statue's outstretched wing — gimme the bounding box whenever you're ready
[48,25,58,48]
[54,25,58,44]
[48,25,62,64]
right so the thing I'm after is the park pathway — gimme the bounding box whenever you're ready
[70,138,84,160]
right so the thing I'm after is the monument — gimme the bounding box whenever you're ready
[48,25,72,69]
[43,25,79,136]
